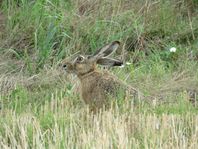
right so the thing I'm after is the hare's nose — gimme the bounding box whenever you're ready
[63,64,67,68]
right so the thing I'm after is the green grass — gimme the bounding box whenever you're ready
[0,0,198,148]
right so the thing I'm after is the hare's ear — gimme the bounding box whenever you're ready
[91,41,120,60]
[97,57,123,66]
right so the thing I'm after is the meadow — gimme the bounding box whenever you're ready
[0,0,198,148]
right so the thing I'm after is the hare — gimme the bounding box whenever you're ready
[62,41,142,110]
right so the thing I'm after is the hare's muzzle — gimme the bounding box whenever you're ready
[62,64,68,71]
[61,62,74,73]
[62,64,67,69]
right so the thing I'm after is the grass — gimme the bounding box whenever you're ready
[0,0,198,148]
[1,95,198,148]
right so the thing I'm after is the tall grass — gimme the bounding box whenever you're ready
[1,0,197,70]
[0,90,198,148]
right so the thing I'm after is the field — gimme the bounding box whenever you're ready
[0,0,198,148]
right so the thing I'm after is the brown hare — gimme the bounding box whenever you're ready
[62,41,142,110]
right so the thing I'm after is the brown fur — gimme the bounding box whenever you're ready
[61,41,141,110]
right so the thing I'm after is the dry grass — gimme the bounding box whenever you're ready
[0,96,198,149]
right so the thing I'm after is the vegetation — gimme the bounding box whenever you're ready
[0,0,198,148]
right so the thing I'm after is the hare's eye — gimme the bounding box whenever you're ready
[77,56,84,62]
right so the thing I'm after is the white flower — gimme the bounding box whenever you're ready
[169,47,176,52]
[126,62,132,65]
